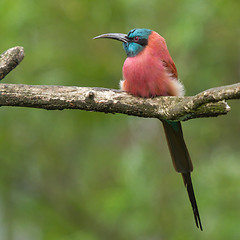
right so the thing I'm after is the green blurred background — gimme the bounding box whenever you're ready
[0,0,239,239]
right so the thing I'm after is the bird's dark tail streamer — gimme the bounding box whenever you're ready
[162,120,203,231]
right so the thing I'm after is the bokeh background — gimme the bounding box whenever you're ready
[0,0,239,239]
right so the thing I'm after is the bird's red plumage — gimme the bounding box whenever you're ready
[122,31,183,97]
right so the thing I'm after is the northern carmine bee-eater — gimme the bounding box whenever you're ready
[93,28,202,230]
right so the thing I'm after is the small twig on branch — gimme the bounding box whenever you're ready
[0,83,239,121]
[167,83,240,120]
[0,46,24,80]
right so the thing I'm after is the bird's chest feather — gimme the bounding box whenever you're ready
[122,50,170,97]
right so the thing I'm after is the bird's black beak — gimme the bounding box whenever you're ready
[93,33,129,43]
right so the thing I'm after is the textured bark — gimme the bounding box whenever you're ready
[0,46,239,121]
[0,46,24,80]
[0,83,239,121]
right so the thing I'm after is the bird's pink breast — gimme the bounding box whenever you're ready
[122,49,169,97]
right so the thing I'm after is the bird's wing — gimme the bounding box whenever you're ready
[162,59,178,79]
[161,59,184,96]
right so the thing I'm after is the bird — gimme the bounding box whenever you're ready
[93,28,203,230]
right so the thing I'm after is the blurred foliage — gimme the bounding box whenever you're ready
[0,0,240,239]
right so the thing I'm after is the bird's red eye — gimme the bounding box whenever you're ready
[134,36,139,42]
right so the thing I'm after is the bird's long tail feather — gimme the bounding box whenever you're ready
[162,120,202,230]
[182,172,203,230]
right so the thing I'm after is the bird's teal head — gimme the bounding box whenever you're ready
[93,28,152,57]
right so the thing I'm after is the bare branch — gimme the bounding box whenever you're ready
[0,46,24,80]
[0,83,239,121]
[167,83,240,120]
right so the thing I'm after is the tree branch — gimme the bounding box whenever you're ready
[0,46,24,80]
[0,83,239,121]
[0,46,239,121]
